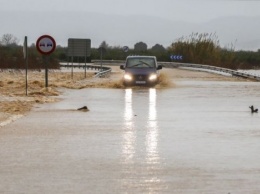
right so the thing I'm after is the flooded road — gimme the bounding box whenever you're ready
[1,78,260,193]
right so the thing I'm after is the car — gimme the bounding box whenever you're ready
[120,56,162,87]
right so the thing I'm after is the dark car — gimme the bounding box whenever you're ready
[120,56,162,86]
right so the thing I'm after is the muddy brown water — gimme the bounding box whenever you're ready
[0,77,260,193]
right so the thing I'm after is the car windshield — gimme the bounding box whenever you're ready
[126,58,155,68]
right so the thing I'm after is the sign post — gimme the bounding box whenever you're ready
[98,47,106,70]
[23,36,28,96]
[68,39,91,79]
[36,35,56,88]
[122,46,129,59]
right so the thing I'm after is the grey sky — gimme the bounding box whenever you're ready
[1,0,260,50]
[1,0,259,22]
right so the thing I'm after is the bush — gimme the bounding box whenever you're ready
[168,32,237,69]
[0,45,59,69]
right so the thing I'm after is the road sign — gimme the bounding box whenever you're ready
[68,38,91,57]
[170,55,183,60]
[122,46,129,53]
[36,35,56,55]
[36,35,56,88]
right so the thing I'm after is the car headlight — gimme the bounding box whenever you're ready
[124,74,132,81]
[149,74,157,81]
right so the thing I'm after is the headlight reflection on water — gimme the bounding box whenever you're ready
[122,88,162,191]
[146,88,159,164]
[122,88,160,164]
[122,88,136,162]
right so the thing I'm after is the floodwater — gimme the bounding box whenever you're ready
[1,79,260,194]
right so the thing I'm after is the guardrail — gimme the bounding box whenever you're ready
[94,68,112,78]
[60,61,260,81]
[92,60,125,65]
[158,62,260,81]
[60,64,112,77]
[92,60,260,81]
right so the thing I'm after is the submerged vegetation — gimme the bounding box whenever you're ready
[0,33,259,70]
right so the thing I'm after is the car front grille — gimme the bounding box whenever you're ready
[134,74,148,81]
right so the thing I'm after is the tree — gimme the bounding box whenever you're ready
[134,42,147,51]
[168,32,221,64]
[0,34,19,46]
[30,43,36,47]
[151,44,166,52]
[99,41,109,49]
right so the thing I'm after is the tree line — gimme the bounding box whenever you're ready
[0,33,260,70]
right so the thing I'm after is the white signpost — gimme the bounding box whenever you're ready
[36,35,56,87]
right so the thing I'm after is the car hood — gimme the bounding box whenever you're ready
[124,68,156,75]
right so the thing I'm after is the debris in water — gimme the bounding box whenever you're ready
[249,105,258,113]
[77,106,89,111]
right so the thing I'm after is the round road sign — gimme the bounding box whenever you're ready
[122,46,129,53]
[36,35,56,55]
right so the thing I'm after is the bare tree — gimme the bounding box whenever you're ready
[0,34,19,46]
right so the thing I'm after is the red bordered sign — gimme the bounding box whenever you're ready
[36,35,56,55]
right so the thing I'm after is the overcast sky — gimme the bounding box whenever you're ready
[1,0,260,50]
[1,0,259,22]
